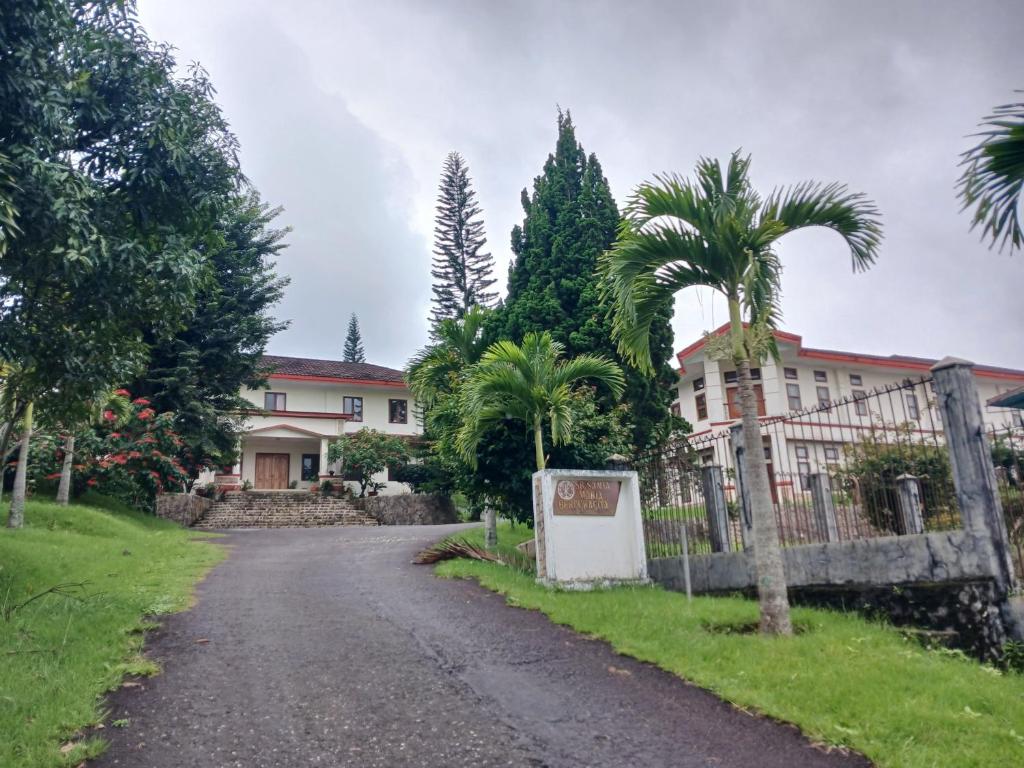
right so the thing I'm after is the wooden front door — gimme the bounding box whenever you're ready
[254,453,290,489]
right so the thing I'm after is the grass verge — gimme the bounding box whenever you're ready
[0,494,224,767]
[436,537,1024,768]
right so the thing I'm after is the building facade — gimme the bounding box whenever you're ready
[669,326,1024,488]
[214,355,419,494]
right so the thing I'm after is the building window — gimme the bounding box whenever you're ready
[784,367,798,380]
[343,396,363,421]
[852,389,868,416]
[850,373,863,386]
[795,445,811,490]
[264,392,286,411]
[389,399,408,424]
[726,385,766,419]
[814,370,828,383]
[906,393,920,420]
[816,386,831,407]
[750,367,761,380]
[695,393,708,420]
[693,377,705,391]
[786,383,802,411]
[670,402,681,417]
[301,453,320,482]
[724,370,737,384]
[824,446,839,462]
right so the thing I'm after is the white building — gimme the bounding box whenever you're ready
[669,325,1024,497]
[214,355,419,494]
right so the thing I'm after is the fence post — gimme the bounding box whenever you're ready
[931,358,1017,592]
[701,464,730,552]
[894,474,925,535]
[729,422,754,550]
[809,472,840,542]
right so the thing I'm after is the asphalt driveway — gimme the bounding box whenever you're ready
[92,525,869,767]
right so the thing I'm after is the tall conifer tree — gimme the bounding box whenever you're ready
[430,152,497,328]
[343,313,366,363]
[496,111,677,449]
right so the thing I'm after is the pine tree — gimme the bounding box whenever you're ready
[344,313,366,363]
[495,110,677,449]
[430,152,497,328]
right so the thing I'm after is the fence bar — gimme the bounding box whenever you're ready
[809,472,840,542]
[701,464,730,553]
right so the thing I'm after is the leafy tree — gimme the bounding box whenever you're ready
[600,151,882,635]
[407,305,489,409]
[129,190,289,483]
[458,332,624,471]
[958,93,1024,252]
[456,333,624,543]
[494,110,676,450]
[343,313,366,363]
[0,1,242,524]
[328,428,408,497]
[31,394,189,511]
[430,152,497,328]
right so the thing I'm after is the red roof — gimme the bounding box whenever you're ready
[675,324,1024,381]
[260,355,406,386]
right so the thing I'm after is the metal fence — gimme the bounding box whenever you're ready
[637,376,964,560]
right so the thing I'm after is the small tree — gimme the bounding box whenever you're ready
[329,428,408,497]
[343,313,366,363]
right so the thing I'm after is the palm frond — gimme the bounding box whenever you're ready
[958,96,1024,252]
[551,354,625,399]
[760,181,883,270]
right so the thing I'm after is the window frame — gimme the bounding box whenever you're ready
[388,398,408,424]
[695,393,708,421]
[849,373,863,386]
[692,377,705,391]
[852,389,868,416]
[906,392,920,420]
[816,385,831,407]
[723,370,738,384]
[343,396,363,422]
[786,383,802,411]
[264,392,286,411]
[814,370,828,383]
[784,367,798,380]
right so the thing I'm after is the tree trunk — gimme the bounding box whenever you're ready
[483,503,497,550]
[533,418,546,471]
[729,304,792,635]
[56,433,75,506]
[7,402,33,529]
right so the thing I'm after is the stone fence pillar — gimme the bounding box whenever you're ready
[809,472,840,542]
[895,474,925,535]
[931,357,1017,592]
[729,422,754,550]
[701,464,730,553]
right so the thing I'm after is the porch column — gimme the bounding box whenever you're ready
[319,437,330,480]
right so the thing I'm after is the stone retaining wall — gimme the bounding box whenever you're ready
[355,493,458,526]
[155,493,213,526]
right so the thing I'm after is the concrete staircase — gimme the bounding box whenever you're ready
[193,491,379,529]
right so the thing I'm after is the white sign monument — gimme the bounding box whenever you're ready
[532,469,648,588]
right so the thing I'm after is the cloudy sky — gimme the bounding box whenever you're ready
[139,0,1024,370]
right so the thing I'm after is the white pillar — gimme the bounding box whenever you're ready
[704,359,724,422]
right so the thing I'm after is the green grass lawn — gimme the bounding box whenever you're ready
[0,495,224,768]
[437,532,1024,768]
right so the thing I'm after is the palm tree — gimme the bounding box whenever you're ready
[600,152,882,635]
[958,94,1024,252]
[457,332,625,473]
[406,305,489,409]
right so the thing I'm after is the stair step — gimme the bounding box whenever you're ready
[192,490,378,529]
